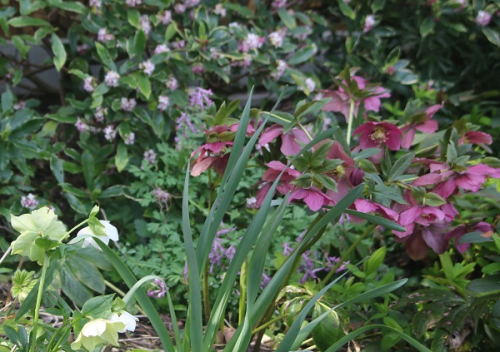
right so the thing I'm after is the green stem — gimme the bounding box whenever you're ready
[346,99,355,145]
[0,245,12,266]
[298,123,313,141]
[322,224,376,285]
[66,219,89,236]
[30,253,49,352]
[251,313,290,335]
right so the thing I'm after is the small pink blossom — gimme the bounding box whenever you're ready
[94,107,107,122]
[121,98,136,111]
[214,4,226,17]
[476,11,491,26]
[189,87,213,109]
[13,100,25,110]
[140,60,155,76]
[89,0,102,8]
[154,44,170,54]
[272,0,287,9]
[21,193,38,210]
[139,15,151,36]
[166,76,178,90]
[153,188,171,207]
[246,197,258,209]
[105,71,120,87]
[124,133,135,145]
[271,60,287,79]
[191,64,205,74]
[363,15,376,33]
[269,28,286,48]
[158,96,170,111]
[98,28,114,42]
[103,125,117,140]
[184,0,199,7]
[354,121,402,151]
[147,278,166,298]
[75,118,89,132]
[158,10,172,24]
[174,3,186,13]
[143,149,156,164]
[172,40,185,49]
[83,77,95,92]
[126,0,142,6]
[240,33,264,52]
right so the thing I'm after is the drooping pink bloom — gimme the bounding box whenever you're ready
[397,222,449,260]
[414,163,500,199]
[363,15,376,33]
[394,204,445,238]
[445,221,493,253]
[21,193,38,210]
[258,124,310,156]
[190,142,233,176]
[289,187,334,212]
[353,121,402,151]
[255,161,301,206]
[400,104,441,149]
[476,11,491,26]
[351,199,399,224]
[459,131,493,145]
[321,76,390,120]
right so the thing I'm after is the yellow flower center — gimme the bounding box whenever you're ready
[370,127,387,144]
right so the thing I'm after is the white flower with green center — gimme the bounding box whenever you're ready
[71,319,125,351]
[10,207,67,264]
[76,220,119,250]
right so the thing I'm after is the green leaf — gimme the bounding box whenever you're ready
[288,45,315,65]
[95,42,117,71]
[50,155,64,183]
[165,23,177,41]
[8,16,50,27]
[364,247,386,277]
[278,8,296,29]
[458,231,493,244]
[51,33,66,72]
[115,142,129,172]
[225,3,254,18]
[345,210,406,232]
[483,28,500,47]
[372,0,386,12]
[423,192,446,206]
[420,17,435,37]
[388,152,414,182]
[137,73,151,99]
[468,275,500,293]
[81,294,114,319]
[312,304,344,351]
[99,185,124,198]
[81,150,94,191]
[337,0,355,19]
[67,256,105,294]
[127,8,140,28]
[48,0,88,14]
[66,193,89,215]
[134,30,146,58]
[1,86,13,111]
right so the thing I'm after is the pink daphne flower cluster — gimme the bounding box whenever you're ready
[190,74,499,260]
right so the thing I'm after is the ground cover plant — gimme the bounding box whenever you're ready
[1,0,500,351]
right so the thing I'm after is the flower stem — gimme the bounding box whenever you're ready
[0,245,12,266]
[30,253,50,352]
[66,219,89,236]
[298,123,314,141]
[203,262,211,323]
[251,313,290,335]
[346,99,355,145]
[238,261,247,326]
[321,224,376,285]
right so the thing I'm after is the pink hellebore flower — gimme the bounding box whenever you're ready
[445,221,493,253]
[400,104,441,149]
[190,142,233,177]
[289,187,334,212]
[352,199,399,223]
[353,121,402,151]
[413,163,500,199]
[321,76,390,120]
[255,161,301,207]
[459,131,493,146]
[398,222,449,260]
[258,124,310,156]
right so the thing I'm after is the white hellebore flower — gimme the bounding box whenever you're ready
[71,319,125,351]
[76,220,119,249]
[109,311,138,332]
